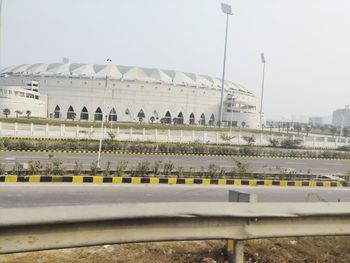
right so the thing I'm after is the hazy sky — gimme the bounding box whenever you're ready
[2,0,350,120]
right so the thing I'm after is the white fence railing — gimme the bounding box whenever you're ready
[0,122,349,148]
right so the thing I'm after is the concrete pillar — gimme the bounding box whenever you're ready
[313,137,316,147]
[89,126,93,139]
[292,135,295,140]
[14,122,18,136]
[216,132,219,145]
[324,137,327,147]
[45,123,49,137]
[75,125,79,138]
[30,123,34,136]
[203,131,207,143]
[192,130,195,141]
[259,133,263,144]
[237,132,241,144]
[167,129,171,142]
[60,124,65,138]
[303,135,306,146]
[180,130,183,142]
[282,134,285,140]
[335,137,338,147]
[155,129,158,141]
[0,122,2,135]
[142,128,146,141]
[116,127,120,140]
[129,127,133,140]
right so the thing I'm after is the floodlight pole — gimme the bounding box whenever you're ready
[97,58,112,169]
[219,3,232,127]
[259,53,266,130]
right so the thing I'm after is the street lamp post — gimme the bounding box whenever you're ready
[259,53,266,130]
[218,2,233,127]
[97,58,112,169]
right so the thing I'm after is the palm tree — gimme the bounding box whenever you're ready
[15,110,22,118]
[3,108,10,118]
[25,110,32,119]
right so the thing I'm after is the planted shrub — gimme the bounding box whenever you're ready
[115,161,128,177]
[51,159,65,175]
[280,139,302,149]
[134,161,150,177]
[152,160,162,175]
[28,160,43,175]
[90,160,99,176]
[0,162,6,175]
[232,159,250,175]
[103,161,112,176]
[12,162,24,175]
[163,162,174,176]
[73,160,83,175]
[208,163,220,178]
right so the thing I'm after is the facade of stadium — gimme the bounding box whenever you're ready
[0,62,260,128]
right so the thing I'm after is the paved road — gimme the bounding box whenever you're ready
[1,184,349,208]
[0,151,349,174]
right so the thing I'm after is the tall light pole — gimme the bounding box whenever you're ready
[97,58,112,169]
[259,53,266,130]
[218,2,233,127]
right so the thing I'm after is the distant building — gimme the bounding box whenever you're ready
[332,108,350,127]
[309,117,323,126]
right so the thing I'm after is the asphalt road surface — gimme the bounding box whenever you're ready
[0,151,349,174]
[1,184,349,208]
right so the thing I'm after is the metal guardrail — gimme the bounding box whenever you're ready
[1,202,350,254]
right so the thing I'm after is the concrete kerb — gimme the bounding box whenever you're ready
[0,148,349,161]
[0,175,342,187]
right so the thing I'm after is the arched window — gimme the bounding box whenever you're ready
[176,112,184,125]
[189,113,195,125]
[209,114,215,126]
[80,107,89,120]
[199,113,206,126]
[163,111,172,124]
[54,105,60,119]
[109,108,117,122]
[67,106,76,120]
[94,107,103,121]
[137,109,145,118]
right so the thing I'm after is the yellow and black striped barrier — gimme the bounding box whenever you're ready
[1,148,350,161]
[0,175,342,187]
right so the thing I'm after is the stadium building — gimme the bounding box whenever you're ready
[0,62,260,128]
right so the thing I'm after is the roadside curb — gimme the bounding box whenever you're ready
[0,175,342,187]
[1,149,350,161]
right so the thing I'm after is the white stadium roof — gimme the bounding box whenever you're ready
[0,62,252,94]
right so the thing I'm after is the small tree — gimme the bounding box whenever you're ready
[243,135,255,146]
[15,110,22,118]
[232,159,250,175]
[268,138,280,147]
[220,133,234,143]
[294,124,302,135]
[3,108,10,118]
[25,110,32,119]
[305,125,312,137]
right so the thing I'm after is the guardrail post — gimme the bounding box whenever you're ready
[45,123,49,137]
[14,122,18,136]
[30,123,34,136]
[227,191,257,263]
[76,125,79,138]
